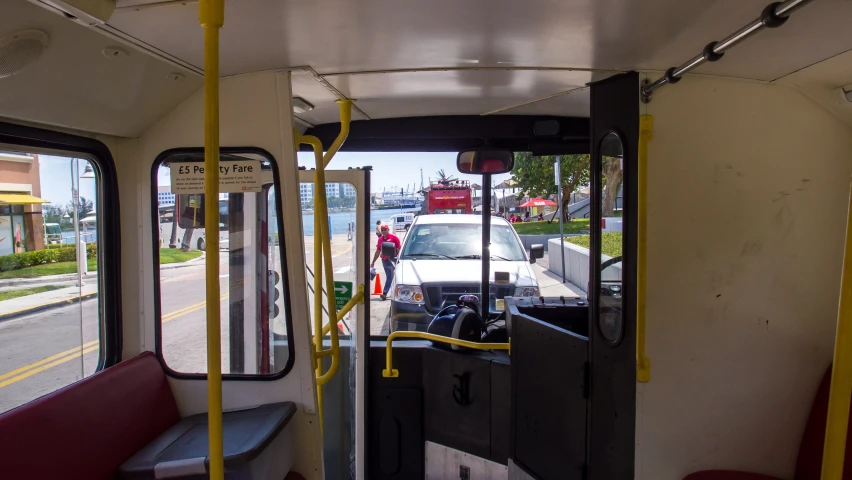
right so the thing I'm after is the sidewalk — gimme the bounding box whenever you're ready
[531,263,585,297]
[0,283,99,322]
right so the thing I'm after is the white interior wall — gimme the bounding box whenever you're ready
[97,71,324,480]
[637,75,852,479]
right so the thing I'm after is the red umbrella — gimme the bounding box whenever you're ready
[519,197,557,207]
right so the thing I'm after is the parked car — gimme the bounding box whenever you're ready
[388,214,542,332]
[392,213,414,233]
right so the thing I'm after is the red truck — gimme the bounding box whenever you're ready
[426,180,472,214]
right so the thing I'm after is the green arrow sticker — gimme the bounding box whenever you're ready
[334,281,353,312]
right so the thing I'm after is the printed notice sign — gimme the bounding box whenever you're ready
[170,161,262,194]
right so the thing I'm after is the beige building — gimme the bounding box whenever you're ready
[0,152,47,255]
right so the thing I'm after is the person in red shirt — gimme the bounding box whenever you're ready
[371,224,401,300]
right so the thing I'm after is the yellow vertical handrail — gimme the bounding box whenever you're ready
[293,99,354,428]
[637,114,652,383]
[822,178,852,480]
[199,0,224,478]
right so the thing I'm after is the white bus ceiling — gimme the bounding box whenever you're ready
[0,0,848,131]
[2,0,852,479]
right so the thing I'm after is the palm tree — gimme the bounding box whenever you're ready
[435,169,456,184]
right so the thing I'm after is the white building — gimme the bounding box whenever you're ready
[340,183,356,198]
[157,186,175,206]
[300,183,313,204]
[325,183,339,199]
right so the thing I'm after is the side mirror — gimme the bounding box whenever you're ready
[529,244,544,264]
[382,241,397,259]
[457,150,514,175]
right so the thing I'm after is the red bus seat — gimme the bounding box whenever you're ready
[684,367,852,480]
[0,352,179,480]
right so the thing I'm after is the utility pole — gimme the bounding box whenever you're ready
[556,156,566,284]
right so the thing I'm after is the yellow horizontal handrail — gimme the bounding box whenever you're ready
[382,331,510,378]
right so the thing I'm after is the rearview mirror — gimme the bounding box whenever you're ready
[382,241,397,260]
[457,150,514,175]
[530,244,544,264]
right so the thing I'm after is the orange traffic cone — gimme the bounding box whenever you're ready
[372,272,383,296]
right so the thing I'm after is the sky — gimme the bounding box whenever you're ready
[37,155,98,208]
[296,151,512,194]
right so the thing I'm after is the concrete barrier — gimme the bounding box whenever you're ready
[547,238,621,293]
[518,233,582,251]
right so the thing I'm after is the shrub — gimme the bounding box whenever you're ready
[565,232,623,258]
[0,244,97,272]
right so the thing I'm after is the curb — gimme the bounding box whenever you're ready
[160,254,206,270]
[0,291,98,323]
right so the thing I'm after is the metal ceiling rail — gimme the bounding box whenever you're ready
[641,0,814,103]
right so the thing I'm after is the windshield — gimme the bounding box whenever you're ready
[402,223,526,261]
[45,225,61,234]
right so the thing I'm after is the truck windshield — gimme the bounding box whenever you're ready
[402,223,526,261]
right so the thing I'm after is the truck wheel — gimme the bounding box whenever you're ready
[197,238,206,251]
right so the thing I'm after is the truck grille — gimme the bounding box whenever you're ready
[423,283,515,313]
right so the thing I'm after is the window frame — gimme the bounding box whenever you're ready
[150,147,296,381]
[0,120,122,371]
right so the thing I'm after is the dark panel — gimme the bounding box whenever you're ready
[511,314,588,480]
[423,348,492,459]
[369,343,424,479]
[369,388,422,479]
[304,115,589,155]
[490,361,511,464]
[588,71,639,479]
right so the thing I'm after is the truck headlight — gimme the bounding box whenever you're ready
[394,285,424,304]
[514,286,539,297]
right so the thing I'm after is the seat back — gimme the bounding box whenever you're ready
[795,367,852,479]
[0,352,180,480]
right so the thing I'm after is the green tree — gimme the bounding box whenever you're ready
[67,197,94,219]
[511,153,590,221]
[42,204,66,225]
[602,156,622,217]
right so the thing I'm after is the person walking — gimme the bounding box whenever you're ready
[375,220,382,237]
[371,224,401,300]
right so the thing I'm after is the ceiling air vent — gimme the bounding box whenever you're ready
[0,30,49,79]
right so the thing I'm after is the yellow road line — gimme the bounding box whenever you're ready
[0,345,99,389]
[0,340,98,382]
[0,293,230,388]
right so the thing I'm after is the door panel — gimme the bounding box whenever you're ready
[588,71,639,479]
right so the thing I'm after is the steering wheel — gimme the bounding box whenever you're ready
[601,255,623,272]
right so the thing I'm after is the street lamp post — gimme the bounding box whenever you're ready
[71,161,95,286]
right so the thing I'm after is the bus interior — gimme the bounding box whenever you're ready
[1,0,852,479]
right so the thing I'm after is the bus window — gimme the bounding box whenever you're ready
[153,151,293,376]
[0,153,108,414]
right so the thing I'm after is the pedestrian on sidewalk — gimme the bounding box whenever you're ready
[375,220,382,238]
[371,224,400,301]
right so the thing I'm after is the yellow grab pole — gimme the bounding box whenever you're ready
[637,114,653,383]
[382,331,510,378]
[322,100,353,168]
[294,133,326,430]
[822,178,852,480]
[199,0,224,478]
